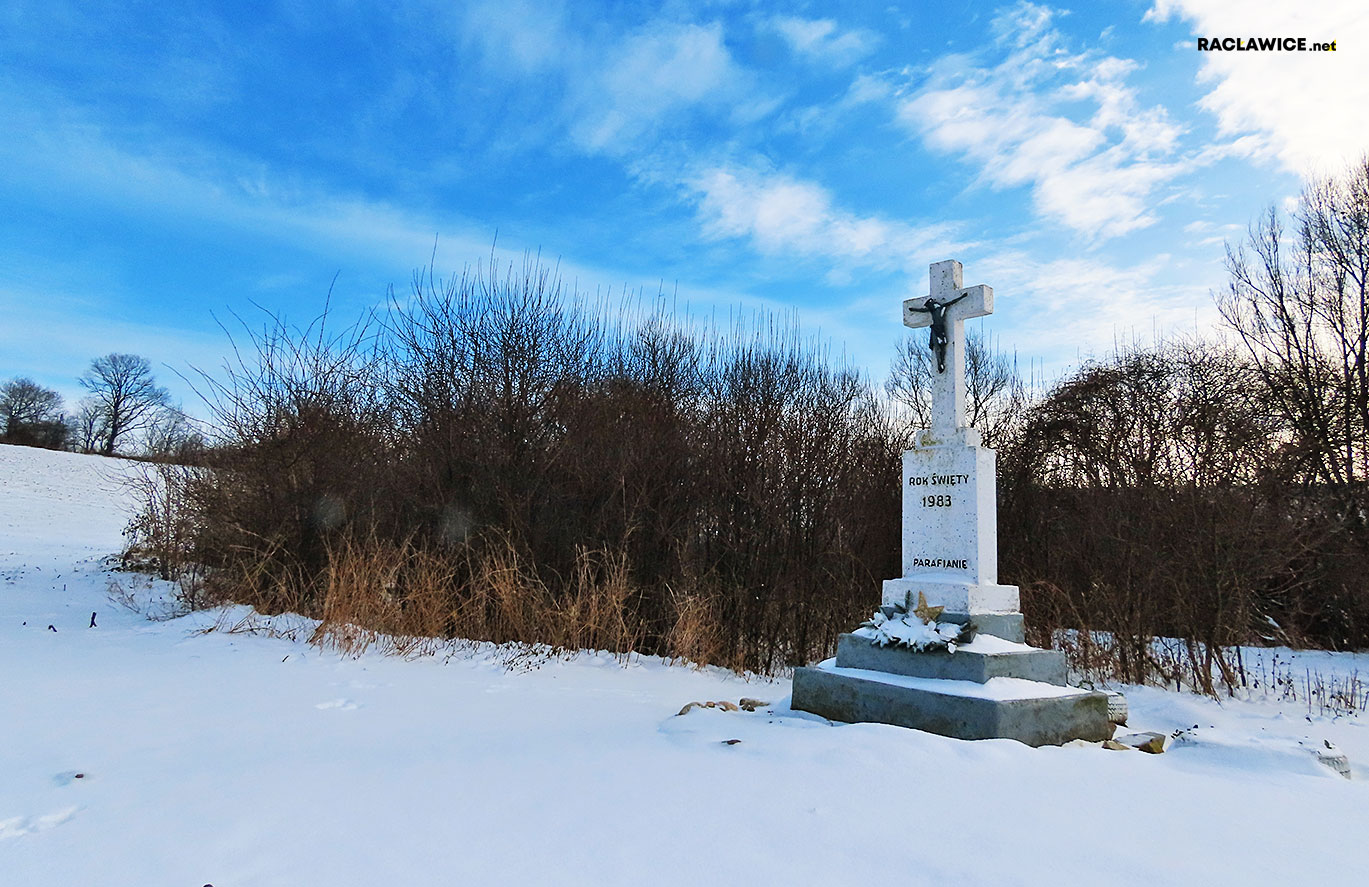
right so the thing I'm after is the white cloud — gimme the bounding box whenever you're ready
[456,9,766,158]
[975,249,1221,372]
[897,3,1189,240]
[769,16,879,67]
[571,22,742,152]
[686,164,959,275]
[1144,1,1369,177]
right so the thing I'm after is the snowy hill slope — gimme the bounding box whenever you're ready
[2,442,1368,886]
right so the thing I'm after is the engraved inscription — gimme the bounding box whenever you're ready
[910,557,968,569]
[907,473,971,486]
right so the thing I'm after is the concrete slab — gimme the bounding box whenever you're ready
[791,662,1113,747]
[835,633,1067,685]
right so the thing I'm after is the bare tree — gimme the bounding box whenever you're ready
[141,406,204,460]
[1219,156,1369,500]
[886,329,1026,449]
[71,398,106,454]
[1,377,62,433]
[1000,338,1311,687]
[0,376,66,447]
[1007,340,1276,489]
[78,354,171,455]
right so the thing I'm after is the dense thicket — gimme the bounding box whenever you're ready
[998,342,1346,689]
[174,260,897,672]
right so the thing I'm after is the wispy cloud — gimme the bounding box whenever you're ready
[0,89,516,275]
[686,163,960,277]
[768,16,880,67]
[569,21,748,153]
[1181,218,1243,247]
[896,2,1189,240]
[1145,0,1369,176]
[456,0,570,74]
[455,6,770,158]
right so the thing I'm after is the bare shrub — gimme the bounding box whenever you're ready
[117,459,217,614]
[187,301,393,615]
[1002,339,1325,691]
[149,234,1369,686]
[121,461,198,580]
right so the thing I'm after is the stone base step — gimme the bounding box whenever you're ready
[835,633,1066,684]
[791,661,1113,747]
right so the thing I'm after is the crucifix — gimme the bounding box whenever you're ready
[903,260,994,440]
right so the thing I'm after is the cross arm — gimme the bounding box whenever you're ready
[902,284,994,330]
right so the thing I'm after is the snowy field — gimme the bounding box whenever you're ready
[3,443,1369,886]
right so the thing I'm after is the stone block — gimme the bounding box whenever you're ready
[881,577,1020,616]
[791,662,1113,747]
[901,442,1000,584]
[935,611,1025,644]
[834,633,1065,685]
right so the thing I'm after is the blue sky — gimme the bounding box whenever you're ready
[2,0,1366,413]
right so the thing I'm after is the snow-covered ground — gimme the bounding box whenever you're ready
[3,442,1368,886]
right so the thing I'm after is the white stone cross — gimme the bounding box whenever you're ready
[903,260,994,440]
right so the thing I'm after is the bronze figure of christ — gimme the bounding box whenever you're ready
[907,293,968,373]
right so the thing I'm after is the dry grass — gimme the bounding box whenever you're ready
[664,582,729,669]
[296,533,727,667]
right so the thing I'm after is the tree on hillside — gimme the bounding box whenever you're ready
[78,353,171,455]
[0,376,67,448]
[71,398,105,454]
[142,405,204,460]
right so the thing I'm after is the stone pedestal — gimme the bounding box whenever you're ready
[833,633,1064,683]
